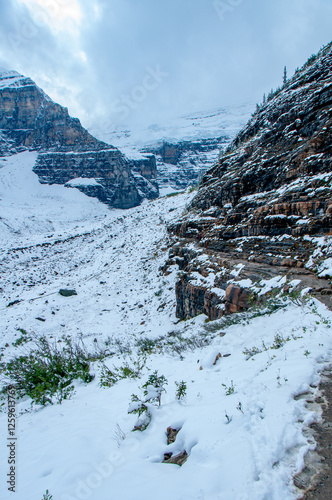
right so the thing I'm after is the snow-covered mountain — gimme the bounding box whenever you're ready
[90,103,254,192]
[0,68,158,208]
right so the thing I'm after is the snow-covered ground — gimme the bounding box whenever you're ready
[1,153,332,500]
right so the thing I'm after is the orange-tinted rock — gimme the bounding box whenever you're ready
[225,285,249,314]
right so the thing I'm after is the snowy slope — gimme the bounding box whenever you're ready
[90,103,254,151]
[0,152,110,249]
[0,153,332,500]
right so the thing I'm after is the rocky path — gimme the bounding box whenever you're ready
[296,369,332,499]
[204,249,332,310]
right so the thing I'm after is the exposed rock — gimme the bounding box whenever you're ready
[166,427,180,444]
[170,42,332,247]
[213,353,222,365]
[162,451,188,466]
[175,275,223,320]
[6,299,21,308]
[0,68,158,208]
[59,289,77,297]
[143,137,230,190]
[224,285,250,314]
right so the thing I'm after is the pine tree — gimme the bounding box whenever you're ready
[283,66,287,85]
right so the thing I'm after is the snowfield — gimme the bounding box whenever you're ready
[1,153,332,500]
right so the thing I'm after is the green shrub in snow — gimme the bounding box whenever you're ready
[128,371,168,431]
[1,335,94,405]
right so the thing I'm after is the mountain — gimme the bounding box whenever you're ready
[167,42,332,320]
[0,68,158,208]
[89,104,253,192]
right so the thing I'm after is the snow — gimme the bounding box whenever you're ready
[66,177,102,187]
[0,152,332,500]
[0,152,110,250]
[318,258,332,278]
[0,69,25,88]
[89,103,254,151]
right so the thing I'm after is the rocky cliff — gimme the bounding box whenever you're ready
[166,42,332,320]
[0,68,158,208]
[142,136,229,189]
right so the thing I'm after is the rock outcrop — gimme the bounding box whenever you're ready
[143,136,229,190]
[166,42,332,319]
[0,68,158,208]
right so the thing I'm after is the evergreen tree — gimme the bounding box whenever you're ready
[283,66,287,85]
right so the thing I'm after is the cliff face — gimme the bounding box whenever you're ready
[0,69,158,208]
[166,42,332,320]
[142,136,229,190]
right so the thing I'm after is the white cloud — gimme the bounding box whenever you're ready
[0,0,331,130]
[16,0,83,34]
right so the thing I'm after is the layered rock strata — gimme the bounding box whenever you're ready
[0,69,158,208]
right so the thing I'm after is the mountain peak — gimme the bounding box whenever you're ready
[0,68,31,88]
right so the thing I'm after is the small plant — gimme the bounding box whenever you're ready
[42,490,53,500]
[12,329,32,347]
[236,402,244,414]
[222,380,235,396]
[114,423,126,447]
[128,371,168,431]
[243,346,262,360]
[224,411,232,424]
[276,369,281,386]
[142,371,168,406]
[136,337,158,354]
[271,333,288,350]
[99,354,146,388]
[175,380,187,401]
[99,365,118,387]
[188,184,197,193]
[304,350,310,357]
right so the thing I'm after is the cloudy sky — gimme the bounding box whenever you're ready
[0,0,331,132]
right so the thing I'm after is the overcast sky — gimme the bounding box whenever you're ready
[0,0,331,132]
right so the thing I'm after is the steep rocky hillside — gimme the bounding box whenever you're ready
[167,42,332,320]
[0,69,158,208]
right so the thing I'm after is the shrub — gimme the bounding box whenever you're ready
[222,380,235,396]
[243,346,262,360]
[175,380,187,401]
[128,371,168,431]
[99,353,146,388]
[1,335,94,405]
